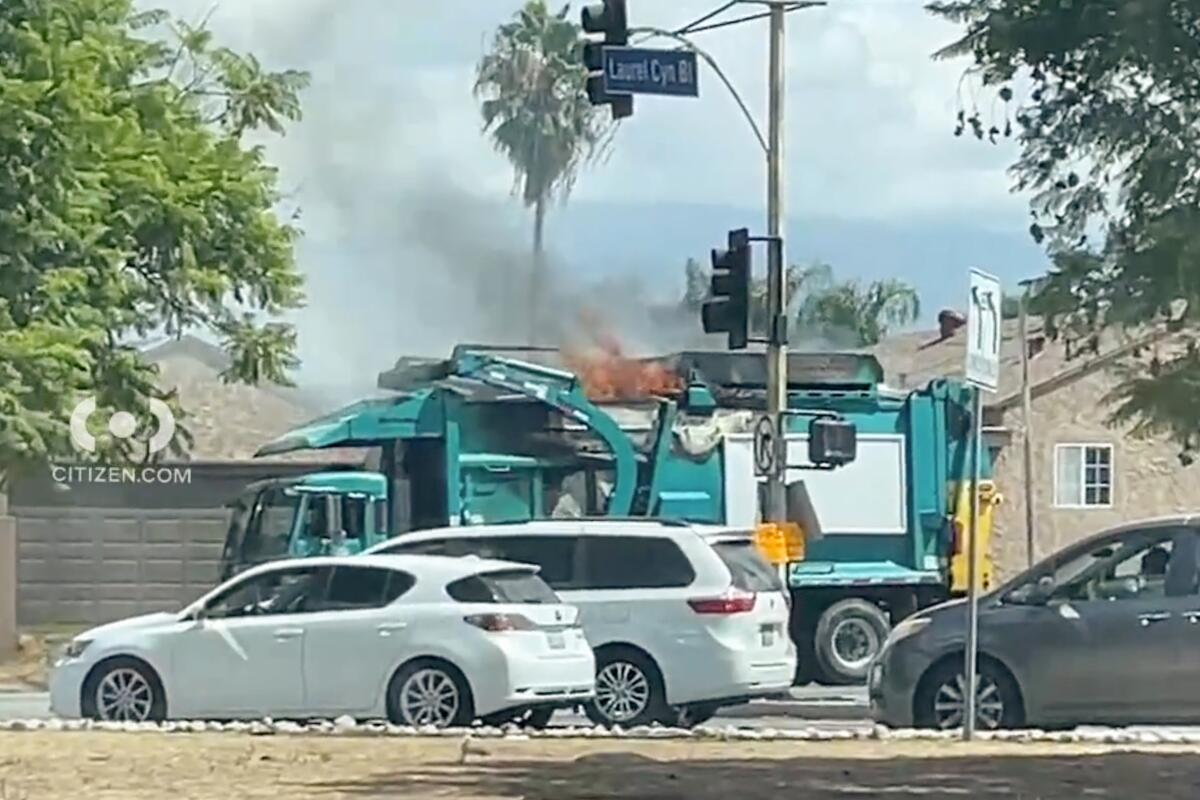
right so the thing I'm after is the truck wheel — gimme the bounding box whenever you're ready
[814,599,890,685]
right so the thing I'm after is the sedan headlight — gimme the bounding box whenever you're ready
[63,639,92,659]
[884,616,930,649]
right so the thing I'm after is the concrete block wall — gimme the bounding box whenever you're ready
[15,507,228,625]
[0,493,15,657]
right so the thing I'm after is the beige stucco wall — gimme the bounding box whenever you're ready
[989,367,1200,581]
[0,493,16,658]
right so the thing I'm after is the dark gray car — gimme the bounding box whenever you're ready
[869,515,1200,729]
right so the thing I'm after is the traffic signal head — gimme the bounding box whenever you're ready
[701,227,751,350]
[581,0,628,44]
[580,0,633,121]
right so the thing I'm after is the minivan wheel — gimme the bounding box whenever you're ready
[914,658,1024,731]
[814,599,890,685]
[585,649,669,728]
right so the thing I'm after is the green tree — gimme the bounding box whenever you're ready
[0,0,308,471]
[475,1,613,341]
[928,0,1200,453]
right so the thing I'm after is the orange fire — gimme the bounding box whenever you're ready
[562,315,683,403]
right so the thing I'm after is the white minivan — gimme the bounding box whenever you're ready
[366,519,796,727]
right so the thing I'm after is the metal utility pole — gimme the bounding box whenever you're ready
[1018,282,1036,567]
[963,385,983,739]
[764,0,788,524]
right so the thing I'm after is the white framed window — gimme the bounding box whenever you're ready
[1054,443,1114,508]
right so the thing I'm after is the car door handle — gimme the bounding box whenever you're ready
[377,622,407,636]
[1183,611,1200,625]
[1138,612,1172,626]
[273,627,304,640]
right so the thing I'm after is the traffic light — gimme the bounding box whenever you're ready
[702,228,751,350]
[581,0,633,120]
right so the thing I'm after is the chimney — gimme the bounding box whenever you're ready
[938,309,967,339]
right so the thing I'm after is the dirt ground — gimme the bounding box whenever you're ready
[2,733,1200,800]
[0,627,85,690]
[0,636,49,691]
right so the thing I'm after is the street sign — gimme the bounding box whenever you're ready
[600,46,699,97]
[753,414,777,476]
[965,268,1002,392]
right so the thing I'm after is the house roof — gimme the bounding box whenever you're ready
[869,316,1175,411]
[144,335,365,464]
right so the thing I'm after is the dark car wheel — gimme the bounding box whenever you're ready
[814,599,891,685]
[585,648,670,728]
[387,659,475,728]
[914,658,1024,730]
[81,657,167,723]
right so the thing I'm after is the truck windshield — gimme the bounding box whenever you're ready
[713,539,784,593]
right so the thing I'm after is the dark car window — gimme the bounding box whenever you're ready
[485,536,580,589]
[204,566,328,619]
[446,570,558,604]
[376,535,581,589]
[581,535,695,590]
[1008,527,1200,603]
[712,540,783,593]
[311,565,415,611]
[379,538,449,556]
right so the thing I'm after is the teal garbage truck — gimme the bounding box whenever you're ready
[222,346,996,684]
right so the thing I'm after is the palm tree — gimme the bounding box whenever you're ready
[475,1,613,342]
[795,273,921,347]
[681,259,920,347]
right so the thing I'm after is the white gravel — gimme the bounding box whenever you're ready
[2,717,1200,744]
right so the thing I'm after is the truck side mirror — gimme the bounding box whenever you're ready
[809,418,857,466]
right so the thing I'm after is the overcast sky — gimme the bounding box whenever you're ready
[161,0,1040,398]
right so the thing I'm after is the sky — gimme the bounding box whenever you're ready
[161,0,1047,402]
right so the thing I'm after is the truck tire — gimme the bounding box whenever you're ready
[814,599,890,685]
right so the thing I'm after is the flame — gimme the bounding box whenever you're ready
[562,314,683,403]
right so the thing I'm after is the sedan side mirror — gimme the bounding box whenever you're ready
[1007,574,1055,606]
[1028,575,1056,604]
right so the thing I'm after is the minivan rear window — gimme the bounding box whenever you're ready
[713,540,784,593]
[446,570,559,604]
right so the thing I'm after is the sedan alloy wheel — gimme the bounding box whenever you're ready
[398,667,462,728]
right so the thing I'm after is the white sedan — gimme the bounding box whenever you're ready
[49,554,595,727]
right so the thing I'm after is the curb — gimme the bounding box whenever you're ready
[2,717,1200,746]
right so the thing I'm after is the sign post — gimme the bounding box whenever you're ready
[962,268,1001,740]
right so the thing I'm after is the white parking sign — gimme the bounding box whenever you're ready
[965,269,1002,392]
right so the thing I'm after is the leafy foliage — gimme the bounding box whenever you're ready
[475,1,614,338]
[475,1,612,210]
[929,0,1200,453]
[683,260,920,347]
[0,0,308,471]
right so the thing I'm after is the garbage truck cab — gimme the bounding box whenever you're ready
[218,471,388,581]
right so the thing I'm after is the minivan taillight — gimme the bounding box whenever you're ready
[463,613,537,631]
[688,592,756,614]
